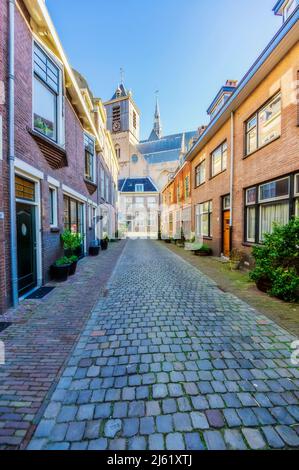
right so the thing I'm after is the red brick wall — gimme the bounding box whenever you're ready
[0,3,110,312]
[0,0,10,314]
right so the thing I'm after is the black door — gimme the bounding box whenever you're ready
[16,203,37,297]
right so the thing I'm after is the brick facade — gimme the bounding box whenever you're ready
[0,0,118,314]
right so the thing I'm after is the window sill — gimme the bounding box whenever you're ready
[243,135,281,159]
[210,169,227,180]
[195,182,206,189]
[50,226,60,233]
[203,236,213,241]
[84,178,97,195]
[28,127,68,169]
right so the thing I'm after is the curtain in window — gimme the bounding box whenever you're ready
[260,202,289,241]
[246,207,256,242]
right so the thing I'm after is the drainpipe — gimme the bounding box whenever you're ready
[8,0,18,307]
[229,111,234,252]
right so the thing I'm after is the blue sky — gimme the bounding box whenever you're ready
[46,0,281,140]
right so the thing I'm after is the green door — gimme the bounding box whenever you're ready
[16,203,37,297]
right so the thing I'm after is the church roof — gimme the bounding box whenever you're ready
[111,84,128,100]
[118,177,158,193]
[138,130,197,165]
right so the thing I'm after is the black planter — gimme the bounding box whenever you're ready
[256,277,272,293]
[69,261,78,276]
[164,239,171,244]
[50,264,71,282]
[194,250,212,256]
[101,239,108,250]
[89,246,100,256]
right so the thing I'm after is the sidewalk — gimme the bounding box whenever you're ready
[0,240,126,449]
[162,241,299,338]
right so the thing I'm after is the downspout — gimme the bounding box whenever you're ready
[229,111,234,253]
[8,0,18,307]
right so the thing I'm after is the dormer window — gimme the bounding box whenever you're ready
[273,0,298,22]
[33,43,63,143]
[135,184,144,192]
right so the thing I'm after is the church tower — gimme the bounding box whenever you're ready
[104,80,140,178]
[149,94,162,141]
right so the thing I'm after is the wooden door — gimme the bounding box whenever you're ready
[223,210,231,257]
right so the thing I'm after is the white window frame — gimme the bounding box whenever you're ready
[246,206,256,243]
[32,40,65,147]
[84,133,96,183]
[195,160,206,187]
[135,184,144,193]
[294,174,299,197]
[49,185,58,228]
[211,141,227,177]
[196,201,213,238]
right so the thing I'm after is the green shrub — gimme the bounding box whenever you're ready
[250,218,299,302]
[55,256,71,267]
[61,230,82,252]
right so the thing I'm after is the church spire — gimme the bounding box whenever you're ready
[153,91,162,139]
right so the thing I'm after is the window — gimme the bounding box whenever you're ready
[33,43,61,142]
[195,161,206,187]
[115,145,121,160]
[112,106,121,132]
[245,94,281,155]
[195,201,213,238]
[63,196,84,236]
[135,184,144,192]
[184,176,190,198]
[211,142,227,177]
[259,177,289,203]
[131,154,138,164]
[133,111,137,129]
[223,195,231,210]
[245,177,291,244]
[49,186,58,227]
[100,167,105,199]
[135,197,144,209]
[15,175,35,201]
[84,133,95,182]
[105,175,110,202]
[147,197,156,208]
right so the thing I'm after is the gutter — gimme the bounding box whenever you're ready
[8,0,18,307]
[229,112,234,230]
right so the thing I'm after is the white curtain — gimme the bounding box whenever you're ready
[260,202,289,241]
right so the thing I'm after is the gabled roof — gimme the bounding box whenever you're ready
[119,177,158,193]
[273,0,286,15]
[207,83,237,115]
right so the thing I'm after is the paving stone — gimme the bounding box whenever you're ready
[191,396,209,410]
[84,420,101,440]
[173,413,192,432]
[95,403,111,419]
[166,433,185,450]
[261,426,285,449]
[162,399,177,414]
[88,438,109,450]
[156,415,173,433]
[65,422,85,442]
[109,439,126,450]
[185,433,205,450]
[270,407,295,425]
[168,383,184,397]
[237,408,259,427]
[113,402,128,418]
[203,430,226,450]
[190,411,209,430]
[146,401,161,416]
[128,401,145,417]
[122,418,139,437]
[152,384,168,399]
[205,410,225,428]
[57,406,77,423]
[242,428,266,450]
[140,417,155,435]
[77,404,94,421]
[224,429,247,450]
[104,419,122,438]
[275,425,299,447]
[149,434,165,450]
[128,436,147,450]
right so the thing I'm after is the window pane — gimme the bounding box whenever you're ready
[247,127,257,154]
[49,188,54,225]
[222,144,227,170]
[260,202,289,241]
[259,177,289,202]
[34,77,56,140]
[246,187,257,205]
[296,199,299,218]
[246,207,256,242]
[295,174,299,195]
[212,147,222,176]
[258,95,281,146]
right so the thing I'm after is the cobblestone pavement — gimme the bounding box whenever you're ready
[28,240,299,450]
[0,241,126,449]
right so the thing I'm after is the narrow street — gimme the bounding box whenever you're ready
[24,240,299,450]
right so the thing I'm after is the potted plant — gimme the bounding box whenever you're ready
[61,230,83,258]
[101,232,109,251]
[177,227,186,248]
[50,256,71,282]
[193,244,213,256]
[68,255,78,275]
[89,239,100,256]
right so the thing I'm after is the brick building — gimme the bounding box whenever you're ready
[0,0,119,313]
[162,2,299,258]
